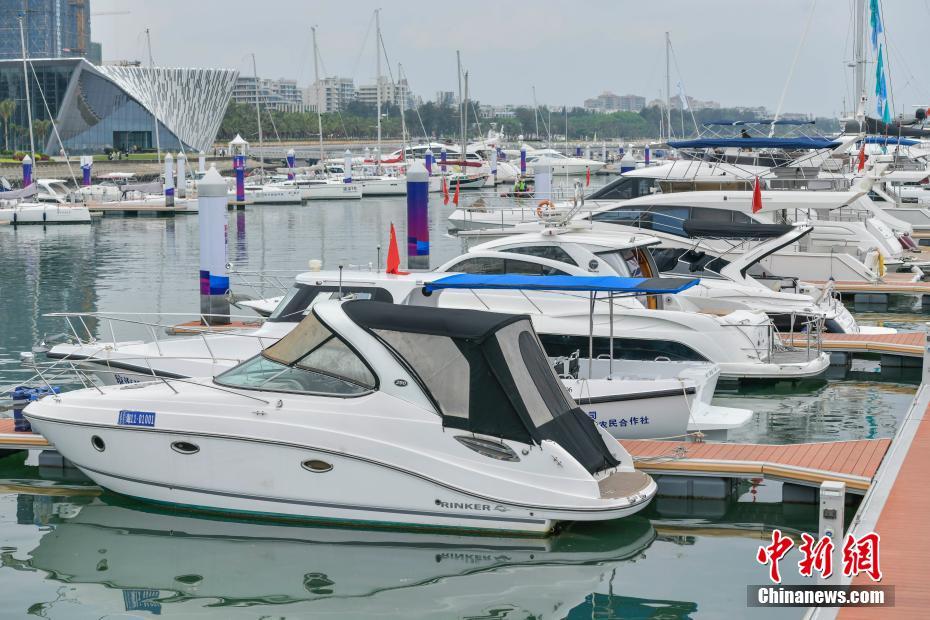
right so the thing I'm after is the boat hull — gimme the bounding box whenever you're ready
[0,204,91,224]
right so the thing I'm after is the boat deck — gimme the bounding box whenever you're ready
[620,438,891,492]
[166,320,264,335]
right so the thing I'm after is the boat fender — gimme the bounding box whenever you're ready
[536,200,554,218]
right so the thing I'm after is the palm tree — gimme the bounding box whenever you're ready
[32,119,51,152]
[0,99,15,152]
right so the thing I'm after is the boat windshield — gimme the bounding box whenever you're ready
[216,313,376,396]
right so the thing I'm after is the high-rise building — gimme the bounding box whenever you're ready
[583,92,645,113]
[232,76,311,113]
[356,76,413,110]
[305,77,355,113]
[435,90,455,107]
[0,0,101,60]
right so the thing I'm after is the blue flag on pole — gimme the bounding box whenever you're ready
[869,0,883,50]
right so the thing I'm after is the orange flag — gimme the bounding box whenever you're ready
[857,143,867,172]
[452,178,460,206]
[752,176,763,214]
[442,177,449,205]
[585,167,591,186]
[386,223,408,275]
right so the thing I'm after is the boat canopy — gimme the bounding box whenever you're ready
[0,184,38,200]
[682,221,795,239]
[343,300,620,474]
[702,119,816,126]
[863,136,920,146]
[668,137,840,150]
[423,274,698,295]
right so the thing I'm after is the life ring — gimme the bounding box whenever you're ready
[536,200,554,218]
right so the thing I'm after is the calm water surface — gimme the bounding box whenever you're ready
[0,186,923,618]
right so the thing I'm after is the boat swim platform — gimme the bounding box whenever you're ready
[166,319,264,335]
[784,332,926,366]
[620,438,891,494]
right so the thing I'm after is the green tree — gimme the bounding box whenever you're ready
[0,99,15,151]
[32,119,51,152]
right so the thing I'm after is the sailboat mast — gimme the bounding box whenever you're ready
[853,0,867,122]
[665,31,671,140]
[462,70,468,164]
[145,28,161,165]
[532,85,540,139]
[18,15,35,163]
[251,53,264,174]
[456,50,463,165]
[398,63,407,161]
[312,26,324,164]
[375,9,382,173]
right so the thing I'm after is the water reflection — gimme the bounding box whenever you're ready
[9,493,679,618]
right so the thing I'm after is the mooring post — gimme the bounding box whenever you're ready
[21,154,32,187]
[163,152,174,207]
[198,150,206,175]
[406,161,429,270]
[80,155,92,186]
[286,148,296,180]
[490,147,498,185]
[819,480,846,585]
[535,161,552,202]
[176,152,187,199]
[198,166,230,325]
[343,149,353,183]
[519,144,526,176]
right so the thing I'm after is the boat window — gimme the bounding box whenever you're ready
[217,313,375,395]
[691,207,737,223]
[593,250,639,276]
[587,176,655,200]
[374,330,470,419]
[650,248,686,273]
[733,211,753,224]
[539,334,708,362]
[503,245,579,266]
[589,206,650,229]
[649,206,690,236]
[269,285,394,322]
[449,256,568,276]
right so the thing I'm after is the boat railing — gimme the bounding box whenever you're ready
[719,312,823,364]
[24,358,273,406]
[42,311,271,357]
[228,269,300,299]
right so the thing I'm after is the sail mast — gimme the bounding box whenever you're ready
[312,26,324,164]
[853,0,867,123]
[251,53,264,175]
[18,15,35,164]
[375,9,382,173]
[145,28,161,164]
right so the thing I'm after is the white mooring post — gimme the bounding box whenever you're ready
[176,152,187,199]
[197,165,230,324]
[163,152,174,207]
[819,480,846,584]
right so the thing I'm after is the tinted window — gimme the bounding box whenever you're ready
[449,257,506,274]
[589,207,650,229]
[650,206,690,236]
[270,285,394,322]
[691,207,737,223]
[588,176,655,200]
[504,259,568,276]
[504,245,579,266]
[650,248,685,273]
[539,334,708,362]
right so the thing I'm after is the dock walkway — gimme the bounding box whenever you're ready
[620,439,890,492]
[785,332,925,362]
[0,419,51,450]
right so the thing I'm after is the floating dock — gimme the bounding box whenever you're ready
[810,272,930,302]
[785,332,926,367]
[0,419,51,451]
[621,438,889,494]
[84,202,196,216]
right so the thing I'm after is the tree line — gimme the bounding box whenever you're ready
[218,100,840,144]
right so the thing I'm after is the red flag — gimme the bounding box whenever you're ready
[386,223,408,275]
[585,167,591,186]
[442,177,449,205]
[857,143,867,172]
[752,176,763,213]
[452,178,460,206]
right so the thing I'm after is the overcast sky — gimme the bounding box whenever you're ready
[91,0,930,118]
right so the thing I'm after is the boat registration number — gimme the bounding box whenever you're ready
[118,410,156,427]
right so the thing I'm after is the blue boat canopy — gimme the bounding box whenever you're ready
[863,136,920,146]
[423,274,699,294]
[668,137,840,150]
[703,119,816,126]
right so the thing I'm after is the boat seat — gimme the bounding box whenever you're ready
[598,470,652,499]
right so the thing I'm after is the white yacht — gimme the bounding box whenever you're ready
[506,146,605,176]
[27,300,656,534]
[0,183,91,224]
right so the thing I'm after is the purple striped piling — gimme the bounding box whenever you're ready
[406,161,429,270]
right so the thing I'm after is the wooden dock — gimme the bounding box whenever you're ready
[785,332,925,361]
[0,419,52,450]
[830,385,930,619]
[809,272,930,298]
[620,438,891,493]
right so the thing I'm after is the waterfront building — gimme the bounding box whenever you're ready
[0,57,237,154]
[304,77,355,113]
[356,76,413,109]
[584,92,646,113]
[232,76,311,113]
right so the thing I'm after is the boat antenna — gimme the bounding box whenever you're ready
[145,28,161,165]
[18,15,36,166]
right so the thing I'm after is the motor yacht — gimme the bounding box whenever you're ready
[0,183,90,224]
[27,300,656,534]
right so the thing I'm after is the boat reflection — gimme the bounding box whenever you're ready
[8,493,700,618]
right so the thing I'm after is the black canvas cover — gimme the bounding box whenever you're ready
[683,221,794,239]
[344,301,620,474]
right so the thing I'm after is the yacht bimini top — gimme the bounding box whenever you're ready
[340,301,621,474]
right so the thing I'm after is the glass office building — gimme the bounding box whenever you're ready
[0,0,91,60]
[0,58,237,154]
